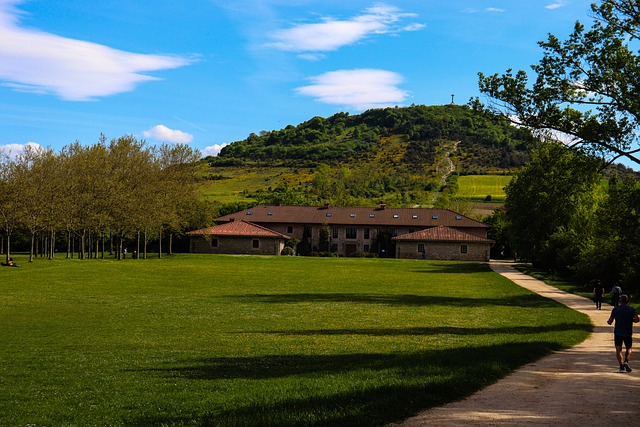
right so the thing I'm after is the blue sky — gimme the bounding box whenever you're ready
[0,0,593,159]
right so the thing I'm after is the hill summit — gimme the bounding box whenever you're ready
[203,104,536,208]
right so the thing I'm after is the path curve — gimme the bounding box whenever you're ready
[391,261,640,426]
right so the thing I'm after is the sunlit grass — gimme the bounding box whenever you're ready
[457,175,512,202]
[0,255,590,426]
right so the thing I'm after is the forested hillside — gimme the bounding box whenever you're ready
[201,105,537,209]
[209,104,533,171]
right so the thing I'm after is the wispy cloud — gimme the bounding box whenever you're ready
[267,4,424,57]
[295,69,409,110]
[545,1,566,10]
[143,125,193,143]
[0,1,193,101]
[486,8,506,13]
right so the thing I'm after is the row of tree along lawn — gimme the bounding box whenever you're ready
[0,135,212,262]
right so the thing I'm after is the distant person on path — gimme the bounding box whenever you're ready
[607,294,640,373]
[611,283,622,307]
[593,280,605,310]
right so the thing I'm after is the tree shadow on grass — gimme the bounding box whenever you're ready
[224,293,562,308]
[411,261,493,274]
[255,322,592,337]
[127,342,573,426]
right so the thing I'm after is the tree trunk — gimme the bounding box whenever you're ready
[4,232,10,264]
[143,230,148,260]
[158,229,162,259]
[29,232,35,263]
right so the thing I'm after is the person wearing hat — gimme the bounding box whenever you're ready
[607,294,640,373]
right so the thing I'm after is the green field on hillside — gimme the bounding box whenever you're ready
[1,255,589,426]
[456,175,512,202]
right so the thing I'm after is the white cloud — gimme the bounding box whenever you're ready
[0,1,193,101]
[202,144,228,157]
[295,69,409,110]
[143,125,193,143]
[486,8,506,13]
[267,4,423,56]
[0,142,43,160]
[545,1,566,10]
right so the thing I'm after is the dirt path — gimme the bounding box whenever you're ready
[390,261,640,426]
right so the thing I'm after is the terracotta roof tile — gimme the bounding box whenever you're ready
[216,205,488,229]
[187,220,290,239]
[393,225,494,243]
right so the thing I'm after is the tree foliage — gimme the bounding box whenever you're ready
[0,136,202,261]
[477,0,640,167]
[211,105,534,170]
[504,142,601,269]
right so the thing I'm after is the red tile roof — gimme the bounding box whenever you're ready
[215,205,488,229]
[393,225,494,243]
[187,220,290,239]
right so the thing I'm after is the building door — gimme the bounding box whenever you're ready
[345,244,357,256]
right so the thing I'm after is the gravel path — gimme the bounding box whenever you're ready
[390,261,640,426]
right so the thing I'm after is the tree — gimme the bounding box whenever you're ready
[504,142,601,269]
[477,0,640,167]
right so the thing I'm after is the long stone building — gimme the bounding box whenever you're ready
[188,204,493,261]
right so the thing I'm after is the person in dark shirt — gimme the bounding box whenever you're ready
[593,280,605,310]
[607,295,640,373]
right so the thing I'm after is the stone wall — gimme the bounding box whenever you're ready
[190,236,286,255]
[396,241,490,262]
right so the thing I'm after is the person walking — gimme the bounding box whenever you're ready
[607,294,640,373]
[593,280,605,310]
[611,283,622,307]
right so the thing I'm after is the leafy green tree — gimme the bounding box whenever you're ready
[478,0,640,167]
[504,142,601,269]
[577,176,640,290]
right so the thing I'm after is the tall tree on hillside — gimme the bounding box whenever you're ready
[477,0,640,167]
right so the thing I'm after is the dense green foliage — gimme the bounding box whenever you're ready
[211,105,534,170]
[486,141,640,296]
[478,0,640,167]
[0,136,211,261]
[0,255,590,426]
[203,105,535,208]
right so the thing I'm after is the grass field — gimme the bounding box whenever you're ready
[456,175,512,202]
[0,254,590,426]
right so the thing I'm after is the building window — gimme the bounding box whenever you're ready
[455,215,463,220]
[346,227,357,239]
[393,214,399,218]
[253,239,260,249]
[332,227,339,238]
[287,225,293,234]
[364,228,370,239]
[211,238,219,248]
[364,244,370,252]
[326,213,333,217]
[460,244,468,254]
[369,214,375,218]
[418,244,425,253]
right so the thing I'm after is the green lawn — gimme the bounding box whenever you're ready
[457,175,512,202]
[0,254,590,426]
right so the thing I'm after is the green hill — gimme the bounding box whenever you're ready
[200,104,535,211]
